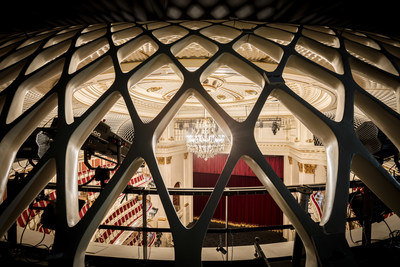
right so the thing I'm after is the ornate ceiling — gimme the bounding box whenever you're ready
[15,20,397,124]
[71,63,338,120]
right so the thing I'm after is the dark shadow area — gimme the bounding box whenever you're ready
[1,234,400,267]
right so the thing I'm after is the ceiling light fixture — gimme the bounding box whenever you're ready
[185,116,226,161]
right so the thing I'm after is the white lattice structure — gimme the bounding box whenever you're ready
[0,21,400,267]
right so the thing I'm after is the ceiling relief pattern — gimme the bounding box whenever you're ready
[0,20,399,267]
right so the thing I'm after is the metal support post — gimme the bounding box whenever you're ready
[142,191,148,260]
[6,180,17,248]
[292,186,313,266]
[225,195,229,261]
[362,188,372,246]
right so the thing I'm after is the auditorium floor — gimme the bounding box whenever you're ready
[0,215,399,266]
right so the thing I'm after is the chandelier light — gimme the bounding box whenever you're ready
[186,118,226,161]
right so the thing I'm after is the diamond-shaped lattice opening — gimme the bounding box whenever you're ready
[155,113,198,227]
[0,42,41,71]
[254,26,294,46]
[283,55,344,122]
[158,97,230,228]
[345,39,398,75]
[117,36,158,73]
[254,97,292,140]
[353,108,389,160]
[171,35,218,72]
[64,55,114,124]
[23,69,62,114]
[180,21,211,30]
[201,65,263,122]
[342,31,380,50]
[152,25,189,44]
[44,30,79,48]
[267,23,298,33]
[382,42,400,61]
[111,22,135,33]
[371,34,400,52]
[26,40,71,75]
[56,25,82,35]
[349,153,399,232]
[3,100,58,225]
[72,65,115,118]
[14,171,57,237]
[222,20,257,30]
[349,57,399,113]
[301,28,340,48]
[91,156,162,247]
[17,32,54,49]
[213,156,284,245]
[303,25,335,35]
[233,34,283,72]
[76,28,107,47]
[0,35,26,49]
[69,38,110,74]
[128,63,183,123]
[200,25,241,44]
[64,93,134,227]
[0,41,19,57]
[81,24,107,34]
[112,27,143,46]
[0,61,25,93]
[143,21,170,30]
[94,159,155,247]
[353,89,400,167]
[255,93,329,222]
[295,37,343,74]
[350,108,400,223]
[6,59,63,124]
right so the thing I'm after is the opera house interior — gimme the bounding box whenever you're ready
[0,0,399,266]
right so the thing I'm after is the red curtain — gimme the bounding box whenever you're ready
[193,154,283,178]
[193,154,283,226]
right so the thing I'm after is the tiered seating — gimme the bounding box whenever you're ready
[127,173,151,187]
[96,198,145,244]
[15,158,153,241]
[16,200,52,234]
[125,231,140,246]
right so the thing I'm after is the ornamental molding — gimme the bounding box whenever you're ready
[298,162,303,172]
[157,157,165,165]
[304,164,317,174]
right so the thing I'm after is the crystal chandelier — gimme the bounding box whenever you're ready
[186,118,226,161]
